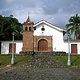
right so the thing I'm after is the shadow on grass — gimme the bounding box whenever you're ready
[71,57,79,65]
[0,61,2,66]
[0,63,1,66]
[11,60,25,67]
[12,56,32,66]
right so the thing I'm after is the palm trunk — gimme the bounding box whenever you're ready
[75,31,78,39]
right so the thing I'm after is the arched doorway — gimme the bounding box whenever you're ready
[38,39,48,51]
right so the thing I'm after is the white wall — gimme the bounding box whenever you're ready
[34,23,64,51]
[1,41,9,54]
[1,41,23,54]
[64,41,80,54]
[16,41,23,54]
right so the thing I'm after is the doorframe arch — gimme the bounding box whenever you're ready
[37,38,48,43]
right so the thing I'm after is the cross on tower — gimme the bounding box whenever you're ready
[28,12,30,17]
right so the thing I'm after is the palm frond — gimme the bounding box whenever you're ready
[67,27,75,35]
[65,23,74,29]
[66,14,80,39]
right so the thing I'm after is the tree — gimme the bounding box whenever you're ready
[0,15,23,40]
[66,14,80,39]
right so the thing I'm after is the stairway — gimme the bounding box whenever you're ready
[18,52,65,68]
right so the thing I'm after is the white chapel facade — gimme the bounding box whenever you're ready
[0,17,80,55]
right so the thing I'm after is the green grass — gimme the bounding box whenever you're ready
[52,56,80,68]
[0,55,80,68]
[0,55,31,67]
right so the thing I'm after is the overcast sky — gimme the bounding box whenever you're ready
[0,0,80,37]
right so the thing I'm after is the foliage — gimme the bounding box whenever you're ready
[0,15,23,40]
[0,55,31,67]
[66,14,80,39]
[52,56,80,68]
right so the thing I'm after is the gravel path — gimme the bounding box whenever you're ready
[0,67,80,80]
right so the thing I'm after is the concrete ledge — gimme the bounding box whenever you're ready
[19,51,66,56]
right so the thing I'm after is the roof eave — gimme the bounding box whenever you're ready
[34,20,66,32]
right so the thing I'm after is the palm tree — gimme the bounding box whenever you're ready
[66,14,80,39]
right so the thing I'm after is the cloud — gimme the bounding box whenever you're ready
[43,0,80,15]
[0,0,80,36]
[2,9,11,16]
[43,5,59,15]
[62,0,80,14]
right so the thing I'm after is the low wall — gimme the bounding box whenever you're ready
[19,51,66,56]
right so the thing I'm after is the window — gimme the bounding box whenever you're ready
[25,27,27,31]
[41,27,45,31]
[28,21,29,23]
[29,27,31,31]
[34,27,36,30]
[41,25,45,31]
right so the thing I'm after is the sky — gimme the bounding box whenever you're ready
[0,0,80,38]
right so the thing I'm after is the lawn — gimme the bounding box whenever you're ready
[52,55,80,68]
[0,55,31,67]
[0,55,80,68]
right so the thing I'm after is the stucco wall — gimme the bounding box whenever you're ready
[64,40,80,54]
[1,41,23,54]
[34,23,64,51]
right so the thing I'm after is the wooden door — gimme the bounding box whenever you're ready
[9,43,16,53]
[38,39,48,51]
[71,44,77,54]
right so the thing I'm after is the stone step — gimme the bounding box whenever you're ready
[18,54,65,68]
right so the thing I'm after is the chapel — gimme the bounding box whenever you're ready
[22,16,65,52]
[0,16,80,55]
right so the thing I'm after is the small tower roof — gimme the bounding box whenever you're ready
[26,16,31,23]
[23,16,34,25]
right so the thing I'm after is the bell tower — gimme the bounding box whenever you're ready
[22,16,34,51]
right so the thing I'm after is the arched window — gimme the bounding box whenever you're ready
[28,21,29,23]
[25,27,27,31]
[29,27,31,31]
[34,27,36,30]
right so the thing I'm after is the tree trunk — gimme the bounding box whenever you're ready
[75,31,78,39]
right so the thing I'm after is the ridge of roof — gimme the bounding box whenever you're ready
[34,20,66,31]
